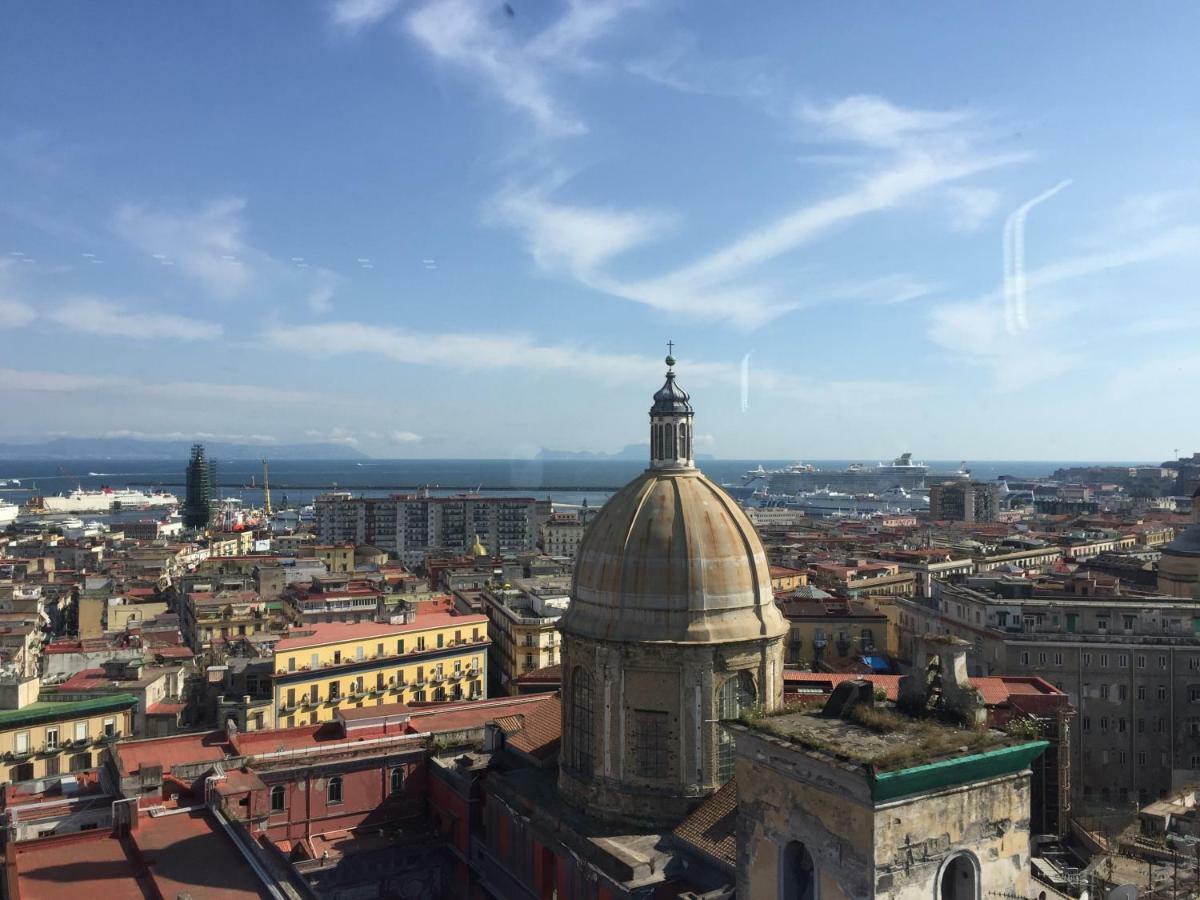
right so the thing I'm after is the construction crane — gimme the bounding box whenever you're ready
[261,459,272,518]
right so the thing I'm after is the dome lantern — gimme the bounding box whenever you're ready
[649,343,694,470]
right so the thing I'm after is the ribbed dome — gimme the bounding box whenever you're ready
[563,468,788,643]
[651,371,692,416]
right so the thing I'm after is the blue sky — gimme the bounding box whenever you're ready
[2,2,1199,460]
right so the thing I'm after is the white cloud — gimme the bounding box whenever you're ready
[945,186,1000,232]
[925,223,1200,391]
[404,0,643,137]
[797,95,973,151]
[391,430,423,444]
[114,197,252,298]
[304,426,361,445]
[99,430,279,444]
[112,196,343,312]
[329,0,403,31]
[0,297,35,328]
[50,298,222,341]
[489,183,673,278]
[0,367,329,406]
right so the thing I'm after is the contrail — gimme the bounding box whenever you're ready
[740,352,751,412]
[1003,179,1072,333]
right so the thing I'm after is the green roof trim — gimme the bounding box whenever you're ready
[0,694,139,731]
[871,740,1049,802]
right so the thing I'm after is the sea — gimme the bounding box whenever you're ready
[0,458,1151,514]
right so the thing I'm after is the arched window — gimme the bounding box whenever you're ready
[666,423,676,459]
[270,784,285,812]
[328,775,343,804]
[781,840,816,900]
[571,667,594,778]
[390,767,404,795]
[679,423,689,459]
[717,672,757,783]
[939,851,979,900]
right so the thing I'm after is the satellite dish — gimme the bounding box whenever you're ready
[1107,886,1137,900]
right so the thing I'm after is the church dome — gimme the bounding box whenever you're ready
[564,466,787,643]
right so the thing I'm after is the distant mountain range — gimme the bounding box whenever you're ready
[0,437,369,461]
[537,443,714,461]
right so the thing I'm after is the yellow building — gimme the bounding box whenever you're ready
[270,610,490,729]
[480,582,566,693]
[0,694,136,783]
[312,544,355,574]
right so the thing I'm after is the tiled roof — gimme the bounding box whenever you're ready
[673,778,737,871]
[505,695,561,760]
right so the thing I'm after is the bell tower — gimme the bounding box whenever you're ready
[649,342,694,470]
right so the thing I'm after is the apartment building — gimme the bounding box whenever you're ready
[270,608,490,729]
[480,579,567,693]
[539,513,585,559]
[894,575,1200,811]
[808,559,917,598]
[929,480,1000,523]
[776,594,892,668]
[314,493,541,565]
[0,688,136,782]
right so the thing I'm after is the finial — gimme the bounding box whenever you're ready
[665,339,675,368]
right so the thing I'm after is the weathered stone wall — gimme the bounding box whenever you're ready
[734,727,875,899]
[559,632,784,829]
[874,772,1032,898]
[733,726,1034,899]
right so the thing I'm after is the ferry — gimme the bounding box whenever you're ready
[25,486,179,514]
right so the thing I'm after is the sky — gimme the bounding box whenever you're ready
[2,2,1199,461]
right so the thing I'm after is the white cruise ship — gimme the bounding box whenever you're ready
[26,486,179,514]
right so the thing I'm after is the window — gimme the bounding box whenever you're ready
[1097,617,1109,632]
[391,766,404,794]
[1191,686,1200,703]
[270,785,285,812]
[417,636,426,651]
[1119,654,1129,668]
[1139,751,1148,766]
[397,639,405,654]
[1054,653,1063,666]
[1100,684,1109,700]
[1159,686,1168,701]
[74,721,86,742]
[570,667,594,778]
[1038,652,1046,665]
[329,680,340,700]
[1138,686,1146,700]
[45,727,58,750]
[631,709,669,779]
[288,657,296,672]
[1100,654,1109,668]
[1082,653,1092,666]
[14,731,29,754]
[939,852,979,900]
[70,752,91,772]
[44,756,59,776]
[781,841,816,900]
[1124,615,1136,631]
[718,672,756,783]
[1138,655,1146,669]
[328,776,343,804]
[1100,716,1109,732]
[1082,716,1091,733]
[103,717,116,738]
[1161,656,1169,669]
[1118,685,1127,701]
[1138,718,1145,734]
[1021,652,1029,666]
[436,633,444,648]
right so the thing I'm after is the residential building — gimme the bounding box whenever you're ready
[930,480,1000,523]
[269,605,489,729]
[181,589,277,654]
[894,574,1200,810]
[776,594,892,668]
[539,511,585,559]
[0,687,136,782]
[314,492,541,565]
[808,559,917,598]
[480,578,567,693]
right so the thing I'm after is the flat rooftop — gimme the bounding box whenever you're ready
[273,612,487,651]
[744,705,1019,772]
[8,808,272,899]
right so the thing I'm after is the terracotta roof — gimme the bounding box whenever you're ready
[273,612,486,651]
[505,694,561,760]
[673,778,737,871]
[516,663,561,683]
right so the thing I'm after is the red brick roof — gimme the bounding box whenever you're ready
[673,778,737,870]
[506,694,561,760]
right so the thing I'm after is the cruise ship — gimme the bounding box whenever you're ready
[25,486,179,514]
[743,453,968,494]
[752,486,929,517]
